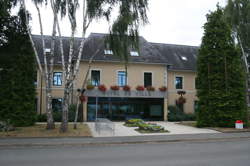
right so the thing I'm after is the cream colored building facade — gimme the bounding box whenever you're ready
[34,33,198,121]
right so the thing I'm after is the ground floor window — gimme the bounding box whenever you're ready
[52,98,62,112]
[87,97,164,121]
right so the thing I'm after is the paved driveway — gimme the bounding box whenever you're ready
[87,122,219,137]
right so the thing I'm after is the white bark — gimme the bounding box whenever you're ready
[21,0,43,73]
[35,2,55,129]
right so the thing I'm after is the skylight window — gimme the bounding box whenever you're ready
[45,48,51,53]
[181,56,187,61]
[104,50,113,55]
[130,51,139,56]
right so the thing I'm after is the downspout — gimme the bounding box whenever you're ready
[39,71,43,115]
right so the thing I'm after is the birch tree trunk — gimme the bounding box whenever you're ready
[35,1,55,129]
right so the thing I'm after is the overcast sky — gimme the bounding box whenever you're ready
[26,0,227,46]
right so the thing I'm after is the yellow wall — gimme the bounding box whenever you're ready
[36,62,167,114]
[167,70,197,114]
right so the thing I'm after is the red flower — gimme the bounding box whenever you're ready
[159,86,167,92]
[110,85,120,91]
[79,95,86,102]
[98,84,107,92]
[136,85,145,91]
[146,86,155,91]
[123,85,131,91]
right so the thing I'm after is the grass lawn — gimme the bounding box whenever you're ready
[177,121,250,133]
[0,123,92,138]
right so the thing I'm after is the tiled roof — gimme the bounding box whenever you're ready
[32,33,199,70]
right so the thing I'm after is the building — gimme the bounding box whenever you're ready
[34,33,198,121]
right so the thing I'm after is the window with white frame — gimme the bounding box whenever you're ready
[118,71,127,86]
[130,51,139,56]
[175,76,183,89]
[53,72,62,86]
[144,72,152,87]
[91,70,100,86]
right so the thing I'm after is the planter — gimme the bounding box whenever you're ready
[136,85,145,91]
[123,85,131,91]
[98,84,107,92]
[159,86,167,92]
[146,86,155,91]
[110,85,120,91]
[86,84,95,90]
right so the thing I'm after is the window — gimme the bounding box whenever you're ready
[181,56,187,61]
[53,72,62,86]
[144,72,152,87]
[52,98,62,112]
[104,50,113,55]
[130,51,139,56]
[91,70,100,86]
[175,76,183,89]
[118,71,127,86]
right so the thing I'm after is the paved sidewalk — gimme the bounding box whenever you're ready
[0,132,250,147]
[87,122,219,137]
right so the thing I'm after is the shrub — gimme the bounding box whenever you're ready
[138,123,164,132]
[136,85,145,91]
[36,114,47,122]
[124,119,144,127]
[168,105,196,122]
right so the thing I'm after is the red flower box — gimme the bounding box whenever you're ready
[146,86,155,91]
[98,84,107,92]
[136,85,145,91]
[236,120,243,123]
[159,86,167,92]
[110,85,120,91]
[123,85,131,91]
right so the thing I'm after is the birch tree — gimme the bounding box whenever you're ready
[18,0,149,132]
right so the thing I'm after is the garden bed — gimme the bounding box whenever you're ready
[124,119,168,133]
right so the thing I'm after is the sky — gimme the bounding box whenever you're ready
[26,0,227,46]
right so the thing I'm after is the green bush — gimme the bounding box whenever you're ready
[36,114,47,122]
[36,104,80,122]
[124,119,144,127]
[137,123,165,132]
[168,105,196,122]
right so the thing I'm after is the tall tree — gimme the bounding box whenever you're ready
[0,8,37,127]
[196,6,248,127]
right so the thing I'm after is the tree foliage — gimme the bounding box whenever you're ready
[0,8,37,126]
[225,0,250,55]
[196,6,248,127]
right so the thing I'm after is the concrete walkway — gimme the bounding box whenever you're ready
[86,122,219,137]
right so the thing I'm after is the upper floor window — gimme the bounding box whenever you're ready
[130,51,139,56]
[91,70,100,86]
[53,72,62,86]
[144,72,152,87]
[175,76,183,89]
[118,71,127,86]
[104,50,113,55]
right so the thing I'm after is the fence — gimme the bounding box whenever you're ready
[95,118,115,136]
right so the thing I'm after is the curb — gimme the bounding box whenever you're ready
[1,136,250,148]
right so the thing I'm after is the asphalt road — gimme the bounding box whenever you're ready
[0,139,250,166]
